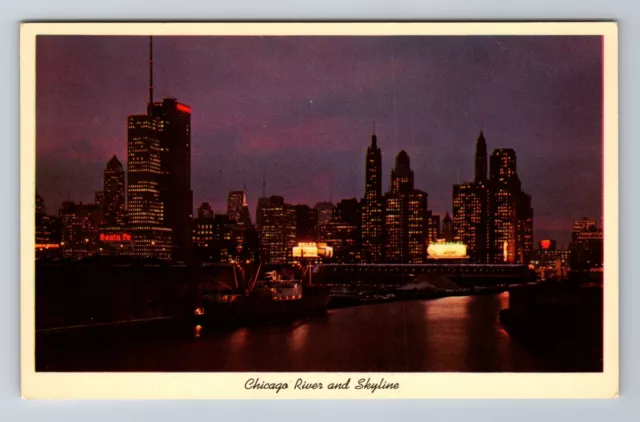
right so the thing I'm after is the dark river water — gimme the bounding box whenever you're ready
[36,293,588,372]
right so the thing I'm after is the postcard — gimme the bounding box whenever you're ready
[20,22,618,399]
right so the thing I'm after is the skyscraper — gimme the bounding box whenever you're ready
[227,189,252,227]
[488,148,533,264]
[475,131,488,183]
[257,196,297,264]
[384,151,428,263]
[427,213,440,244]
[35,191,61,259]
[127,114,171,260]
[150,98,193,261]
[102,155,126,226]
[390,150,414,194]
[452,182,489,262]
[59,201,101,260]
[361,125,384,263]
[127,37,192,261]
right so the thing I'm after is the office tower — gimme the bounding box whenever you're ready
[128,37,192,261]
[427,213,440,243]
[35,191,61,259]
[294,204,317,242]
[255,197,271,234]
[98,155,132,256]
[150,98,193,261]
[452,182,490,262]
[441,212,455,242]
[101,155,126,226]
[361,125,384,263]
[570,217,603,269]
[127,113,172,260]
[383,151,428,263]
[475,131,488,183]
[257,196,297,264]
[390,150,414,194]
[318,218,359,263]
[59,201,101,260]
[227,189,252,227]
[193,202,214,250]
[315,201,335,228]
[488,148,533,264]
[212,214,234,263]
[383,192,402,262]
[231,226,258,264]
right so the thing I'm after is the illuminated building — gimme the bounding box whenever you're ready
[59,201,101,260]
[427,213,440,244]
[488,148,533,264]
[227,188,252,227]
[212,213,234,263]
[319,218,359,263]
[383,151,428,263]
[35,191,61,259]
[94,191,104,214]
[101,155,126,226]
[257,196,297,264]
[231,226,258,264]
[193,202,214,250]
[294,204,317,242]
[452,182,489,262]
[126,37,192,261]
[150,97,193,261]
[98,155,131,256]
[127,113,172,260]
[570,218,603,270]
[361,125,384,263]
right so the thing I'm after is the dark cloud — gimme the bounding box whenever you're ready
[36,35,603,246]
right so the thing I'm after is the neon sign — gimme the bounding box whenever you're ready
[99,233,132,242]
[540,240,552,250]
[177,103,191,114]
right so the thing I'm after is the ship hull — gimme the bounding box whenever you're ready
[197,286,330,326]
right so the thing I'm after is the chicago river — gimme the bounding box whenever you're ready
[36,292,599,372]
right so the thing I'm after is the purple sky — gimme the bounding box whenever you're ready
[36,35,603,247]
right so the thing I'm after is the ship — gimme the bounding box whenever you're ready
[193,263,330,325]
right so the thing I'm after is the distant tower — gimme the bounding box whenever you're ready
[102,155,126,226]
[474,130,488,183]
[361,122,384,263]
[390,150,414,194]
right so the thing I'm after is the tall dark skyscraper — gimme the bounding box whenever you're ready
[150,98,193,261]
[361,125,384,263]
[102,155,126,226]
[390,150,414,194]
[474,131,488,183]
[125,37,193,261]
[294,204,317,242]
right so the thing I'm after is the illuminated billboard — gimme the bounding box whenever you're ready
[427,240,468,259]
[292,242,333,259]
[99,233,132,242]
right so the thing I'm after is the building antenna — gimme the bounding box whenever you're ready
[372,120,376,135]
[147,36,154,115]
[480,112,484,133]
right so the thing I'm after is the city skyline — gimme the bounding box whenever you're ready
[36,35,603,245]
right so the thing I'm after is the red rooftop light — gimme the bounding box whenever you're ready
[177,103,191,114]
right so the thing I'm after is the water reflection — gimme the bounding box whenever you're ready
[38,294,550,372]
